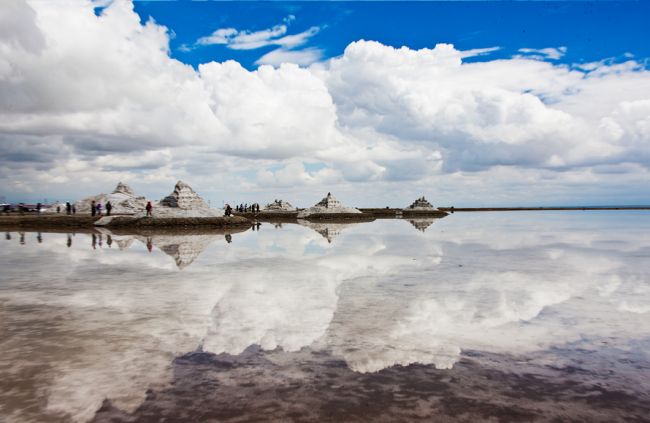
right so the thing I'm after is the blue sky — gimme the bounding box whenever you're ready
[133,1,650,70]
[2,0,650,207]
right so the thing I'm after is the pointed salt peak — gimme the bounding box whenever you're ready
[160,180,209,209]
[316,192,342,208]
[113,181,135,196]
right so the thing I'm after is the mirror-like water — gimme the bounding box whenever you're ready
[1,212,649,422]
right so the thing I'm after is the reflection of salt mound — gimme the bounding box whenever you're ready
[134,234,218,269]
[264,199,296,212]
[147,181,223,218]
[115,238,134,251]
[297,220,357,243]
[408,218,436,232]
[75,182,147,215]
[406,196,434,210]
[297,193,361,217]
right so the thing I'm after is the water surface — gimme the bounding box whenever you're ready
[1,212,649,422]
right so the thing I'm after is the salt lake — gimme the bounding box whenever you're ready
[1,211,649,422]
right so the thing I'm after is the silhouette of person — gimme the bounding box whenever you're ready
[105,201,112,216]
[37,233,42,243]
[67,234,72,248]
[146,237,153,252]
[107,235,113,248]
[19,232,25,245]
[92,233,97,249]
[225,234,232,243]
[91,200,96,217]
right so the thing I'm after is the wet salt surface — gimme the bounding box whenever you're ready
[1,211,649,422]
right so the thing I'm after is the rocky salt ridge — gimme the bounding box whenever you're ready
[264,199,296,212]
[74,182,147,214]
[297,193,361,218]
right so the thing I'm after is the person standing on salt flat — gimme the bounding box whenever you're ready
[146,201,153,217]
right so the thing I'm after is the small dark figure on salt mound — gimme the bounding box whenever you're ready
[225,204,232,216]
[146,201,153,217]
[91,200,96,217]
[105,201,112,216]
[96,203,102,216]
[66,202,71,215]
[72,205,76,214]
[57,205,61,214]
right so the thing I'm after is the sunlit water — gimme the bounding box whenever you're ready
[1,212,649,422]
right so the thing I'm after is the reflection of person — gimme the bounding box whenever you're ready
[67,234,72,248]
[19,232,25,245]
[5,232,10,240]
[107,235,112,248]
[146,236,153,252]
[92,233,97,249]
[225,234,232,243]
[37,233,42,243]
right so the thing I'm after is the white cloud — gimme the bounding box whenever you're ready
[0,0,649,206]
[518,46,567,60]
[256,47,323,66]
[195,18,319,51]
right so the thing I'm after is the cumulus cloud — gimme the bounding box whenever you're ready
[0,0,649,206]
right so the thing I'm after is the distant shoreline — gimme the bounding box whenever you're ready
[437,206,650,212]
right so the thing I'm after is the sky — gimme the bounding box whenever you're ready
[1,0,649,207]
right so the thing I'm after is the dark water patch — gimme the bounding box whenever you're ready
[91,346,650,423]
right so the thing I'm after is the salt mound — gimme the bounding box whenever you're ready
[74,182,146,215]
[264,199,296,212]
[406,196,434,210]
[297,192,361,218]
[146,181,223,218]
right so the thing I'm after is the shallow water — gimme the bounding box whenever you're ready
[1,212,649,422]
